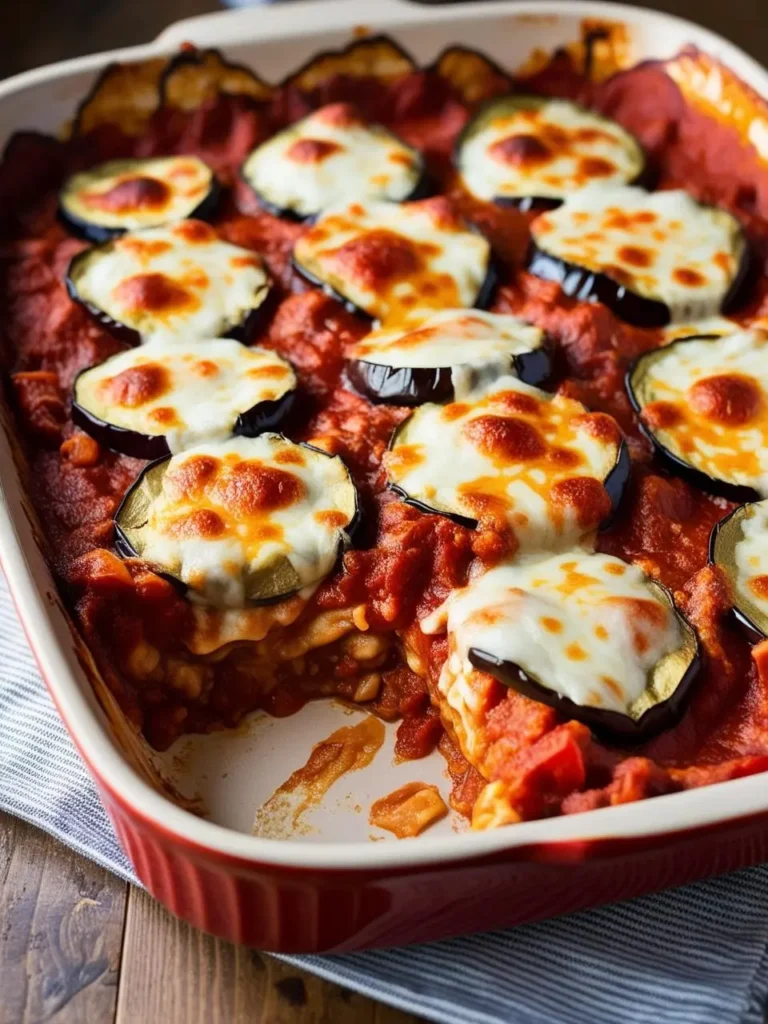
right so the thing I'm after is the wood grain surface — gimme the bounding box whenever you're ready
[2,1,768,1022]
[0,812,424,1024]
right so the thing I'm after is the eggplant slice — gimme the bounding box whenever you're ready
[421,551,700,744]
[114,433,359,608]
[159,47,274,111]
[528,185,749,327]
[385,374,629,546]
[59,156,219,243]
[456,95,645,209]
[73,337,296,458]
[347,309,550,405]
[627,329,768,500]
[710,499,768,644]
[283,35,416,95]
[71,57,167,137]
[242,103,426,221]
[66,220,270,344]
[430,47,512,106]
[293,197,494,323]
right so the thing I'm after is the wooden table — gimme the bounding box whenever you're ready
[2,1,768,1021]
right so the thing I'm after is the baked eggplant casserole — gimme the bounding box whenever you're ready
[4,35,768,833]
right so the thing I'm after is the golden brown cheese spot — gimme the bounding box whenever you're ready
[642,400,684,430]
[314,509,350,528]
[575,127,613,144]
[168,160,203,180]
[328,229,426,290]
[489,134,551,166]
[673,267,707,288]
[230,255,260,269]
[595,624,609,640]
[547,446,583,469]
[191,360,220,378]
[172,220,217,244]
[247,364,291,380]
[165,455,220,500]
[571,412,621,446]
[112,273,200,316]
[274,447,306,466]
[386,444,424,475]
[84,176,171,213]
[286,138,344,164]
[120,238,173,261]
[497,391,541,417]
[601,676,624,700]
[602,264,633,286]
[167,508,227,540]
[604,562,627,576]
[148,406,179,426]
[389,151,415,167]
[211,462,305,516]
[749,575,768,599]
[541,616,563,633]
[607,597,668,655]
[565,642,588,661]
[463,414,547,462]
[617,245,652,268]
[578,156,616,178]
[549,476,612,528]
[688,373,762,426]
[442,402,472,422]
[103,363,169,408]
[714,251,733,272]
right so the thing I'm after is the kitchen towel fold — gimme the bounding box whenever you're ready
[2,570,768,1024]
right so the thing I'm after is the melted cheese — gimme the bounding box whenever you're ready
[293,197,491,324]
[351,309,545,399]
[75,337,296,453]
[421,552,681,719]
[459,98,644,202]
[69,221,269,341]
[531,186,745,321]
[660,316,768,345]
[60,157,214,233]
[634,329,768,493]
[242,102,421,217]
[131,434,356,608]
[730,500,768,627]
[385,375,622,550]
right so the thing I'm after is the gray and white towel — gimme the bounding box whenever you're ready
[2,571,768,1024]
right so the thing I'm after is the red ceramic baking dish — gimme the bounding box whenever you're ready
[4,0,768,953]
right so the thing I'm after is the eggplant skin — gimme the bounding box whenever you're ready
[388,436,630,530]
[58,177,222,245]
[467,643,701,744]
[528,238,752,329]
[625,354,761,504]
[347,340,552,406]
[708,506,768,644]
[71,378,296,459]
[113,437,360,607]
[65,249,273,348]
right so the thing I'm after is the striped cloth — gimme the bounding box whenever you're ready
[2,570,768,1024]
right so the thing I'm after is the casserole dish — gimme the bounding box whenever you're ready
[4,0,768,951]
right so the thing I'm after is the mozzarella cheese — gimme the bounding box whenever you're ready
[729,500,768,629]
[531,186,745,321]
[459,97,644,202]
[126,434,356,608]
[242,103,422,218]
[75,337,296,453]
[421,552,683,720]
[351,309,545,399]
[633,329,768,493]
[293,197,491,324]
[385,375,623,550]
[60,156,215,233]
[68,221,269,341]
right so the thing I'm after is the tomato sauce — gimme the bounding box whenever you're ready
[4,47,768,821]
